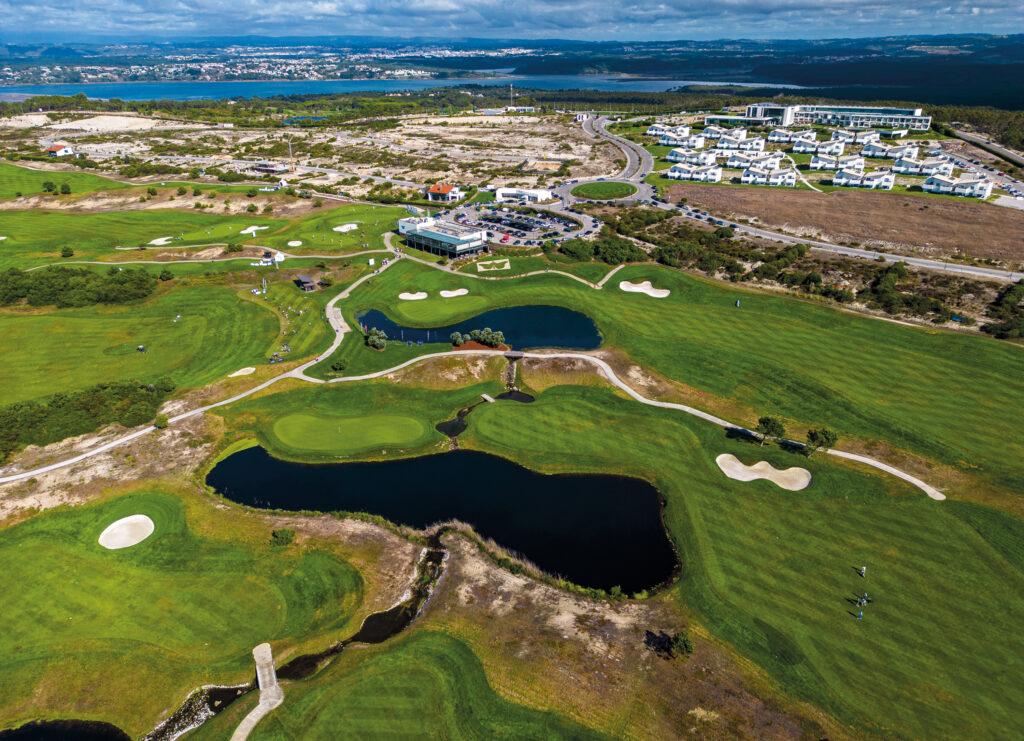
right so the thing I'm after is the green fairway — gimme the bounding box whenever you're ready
[248,631,611,741]
[0,490,364,736]
[257,203,406,253]
[0,286,278,404]
[313,259,1024,497]
[0,161,130,199]
[215,379,1024,739]
[273,413,428,454]
[457,254,614,283]
[570,181,638,200]
[0,209,282,268]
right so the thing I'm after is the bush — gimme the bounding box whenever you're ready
[60,246,74,258]
[246,188,258,198]
[146,187,158,196]
[668,631,695,659]
[330,359,347,372]
[59,183,71,195]
[225,243,244,252]
[158,268,174,281]
[154,414,169,429]
[177,186,187,195]
[270,529,295,548]
[246,203,258,213]
[365,328,387,350]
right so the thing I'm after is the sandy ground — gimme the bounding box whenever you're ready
[439,288,469,298]
[228,367,256,377]
[0,113,50,128]
[46,115,200,133]
[666,183,1024,264]
[619,279,670,298]
[98,514,155,549]
[398,291,428,300]
[715,453,811,491]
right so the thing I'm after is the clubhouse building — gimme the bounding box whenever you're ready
[397,216,487,258]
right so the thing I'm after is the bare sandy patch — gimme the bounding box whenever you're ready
[619,280,670,298]
[148,236,174,246]
[47,115,195,133]
[440,288,469,298]
[0,113,50,128]
[229,367,256,377]
[98,514,155,549]
[715,453,811,491]
[399,291,428,300]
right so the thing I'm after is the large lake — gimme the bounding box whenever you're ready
[207,447,677,593]
[357,305,601,350]
[0,75,804,101]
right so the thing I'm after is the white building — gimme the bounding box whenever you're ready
[768,168,798,187]
[426,183,463,202]
[494,187,554,203]
[768,128,817,143]
[666,163,723,183]
[702,125,730,140]
[738,136,766,152]
[741,167,771,185]
[793,138,845,155]
[660,132,703,147]
[680,134,706,149]
[668,148,717,166]
[646,123,672,137]
[739,103,931,130]
[832,169,895,190]
[397,216,486,257]
[893,157,954,176]
[924,174,993,198]
[727,152,782,169]
[862,142,919,160]
[46,144,74,157]
[831,129,881,145]
[811,154,865,172]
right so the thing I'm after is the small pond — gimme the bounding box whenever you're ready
[357,305,601,350]
[207,448,676,593]
[0,721,129,741]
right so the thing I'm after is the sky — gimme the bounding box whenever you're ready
[0,0,1021,42]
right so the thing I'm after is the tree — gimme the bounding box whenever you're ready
[365,328,387,350]
[154,414,169,429]
[158,268,174,281]
[42,180,55,193]
[176,186,187,195]
[59,183,71,195]
[60,246,74,258]
[806,427,839,454]
[330,359,347,372]
[146,186,157,196]
[246,203,258,213]
[270,528,295,547]
[246,187,258,198]
[755,415,786,446]
[668,631,694,659]
[450,331,464,346]
[192,187,202,196]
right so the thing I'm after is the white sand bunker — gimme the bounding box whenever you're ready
[715,454,811,491]
[240,225,268,235]
[399,292,428,301]
[333,224,358,233]
[148,236,174,246]
[287,240,303,247]
[98,514,155,550]
[229,367,256,377]
[440,288,469,298]
[477,258,510,273]
[619,280,670,298]
[0,236,7,241]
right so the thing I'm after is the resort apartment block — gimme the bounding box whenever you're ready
[892,157,954,177]
[861,142,920,160]
[810,154,866,172]
[666,163,723,182]
[832,169,895,190]
[667,148,718,166]
[740,167,798,187]
[792,138,845,155]
[923,174,993,198]
[726,104,932,131]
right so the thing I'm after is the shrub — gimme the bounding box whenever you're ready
[60,246,74,258]
[246,187,258,198]
[226,243,243,252]
[59,183,71,195]
[246,203,258,213]
[365,328,387,350]
[158,268,174,281]
[154,414,169,429]
[146,187,158,196]
[270,529,295,548]
[330,359,347,372]
[668,631,694,659]
[176,186,187,195]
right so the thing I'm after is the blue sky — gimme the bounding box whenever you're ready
[0,0,1021,41]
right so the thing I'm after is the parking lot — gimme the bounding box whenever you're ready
[444,204,596,247]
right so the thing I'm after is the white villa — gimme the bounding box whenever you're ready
[646,123,675,137]
[726,152,783,169]
[810,154,865,172]
[660,132,705,148]
[667,148,717,166]
[666,163,723,183]
[494,187,554,203]
[923,174,993,198]
[831,129,881,144]
[893,157,954,176]
[832,168,895,190]
[768,128,817,143]
[862,142,920,160]
[792,138,845,155]
[702,125,733,140]
[741,166,797,187]
[718,135,764,151]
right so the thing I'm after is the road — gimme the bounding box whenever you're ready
[952,129,1024,169]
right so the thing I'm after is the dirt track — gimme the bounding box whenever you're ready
[667,184,1024,264]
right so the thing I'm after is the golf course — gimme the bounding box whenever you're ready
[570,181,638,200]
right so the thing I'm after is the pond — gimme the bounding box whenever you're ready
[207,447,676,594]
[356,305,601,350]
[0,721,129,740]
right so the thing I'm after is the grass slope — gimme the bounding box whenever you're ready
[0,161,130,199]
[314,259,1024,496]
[0,285,278,404]
[250,631,611,741]
[0,490,364,737]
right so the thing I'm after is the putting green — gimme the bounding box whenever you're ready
[273,413,427,453]
[0,490,364,736]
[570,181,637,200]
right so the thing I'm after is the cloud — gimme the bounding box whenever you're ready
[0,0,1020,40]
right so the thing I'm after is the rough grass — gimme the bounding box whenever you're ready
[0,490,364,737]
[570,181,638,200]
[311,259,1024,497]
[0,161,130,199]
[0,285,278,404]
[249,631,611,741]
[256,203,406,254]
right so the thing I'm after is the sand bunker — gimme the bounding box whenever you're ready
[715,454,811,491]
[98,514,155,550]
[440,288,469,298]
[287,240,303,247]
[477,258,511,273]
[399,292,428,300]
[333,224,358,233]
[229,367,256,377]
[619,280,670,298]
[0,236,7,241]
[240,225,268,235]
[149,236,174,246]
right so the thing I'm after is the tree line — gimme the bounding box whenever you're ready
[0,266,157,308]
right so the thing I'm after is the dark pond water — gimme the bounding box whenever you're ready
[207,448,676,593]
[357,305,601,350]
[0,721,129,740]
